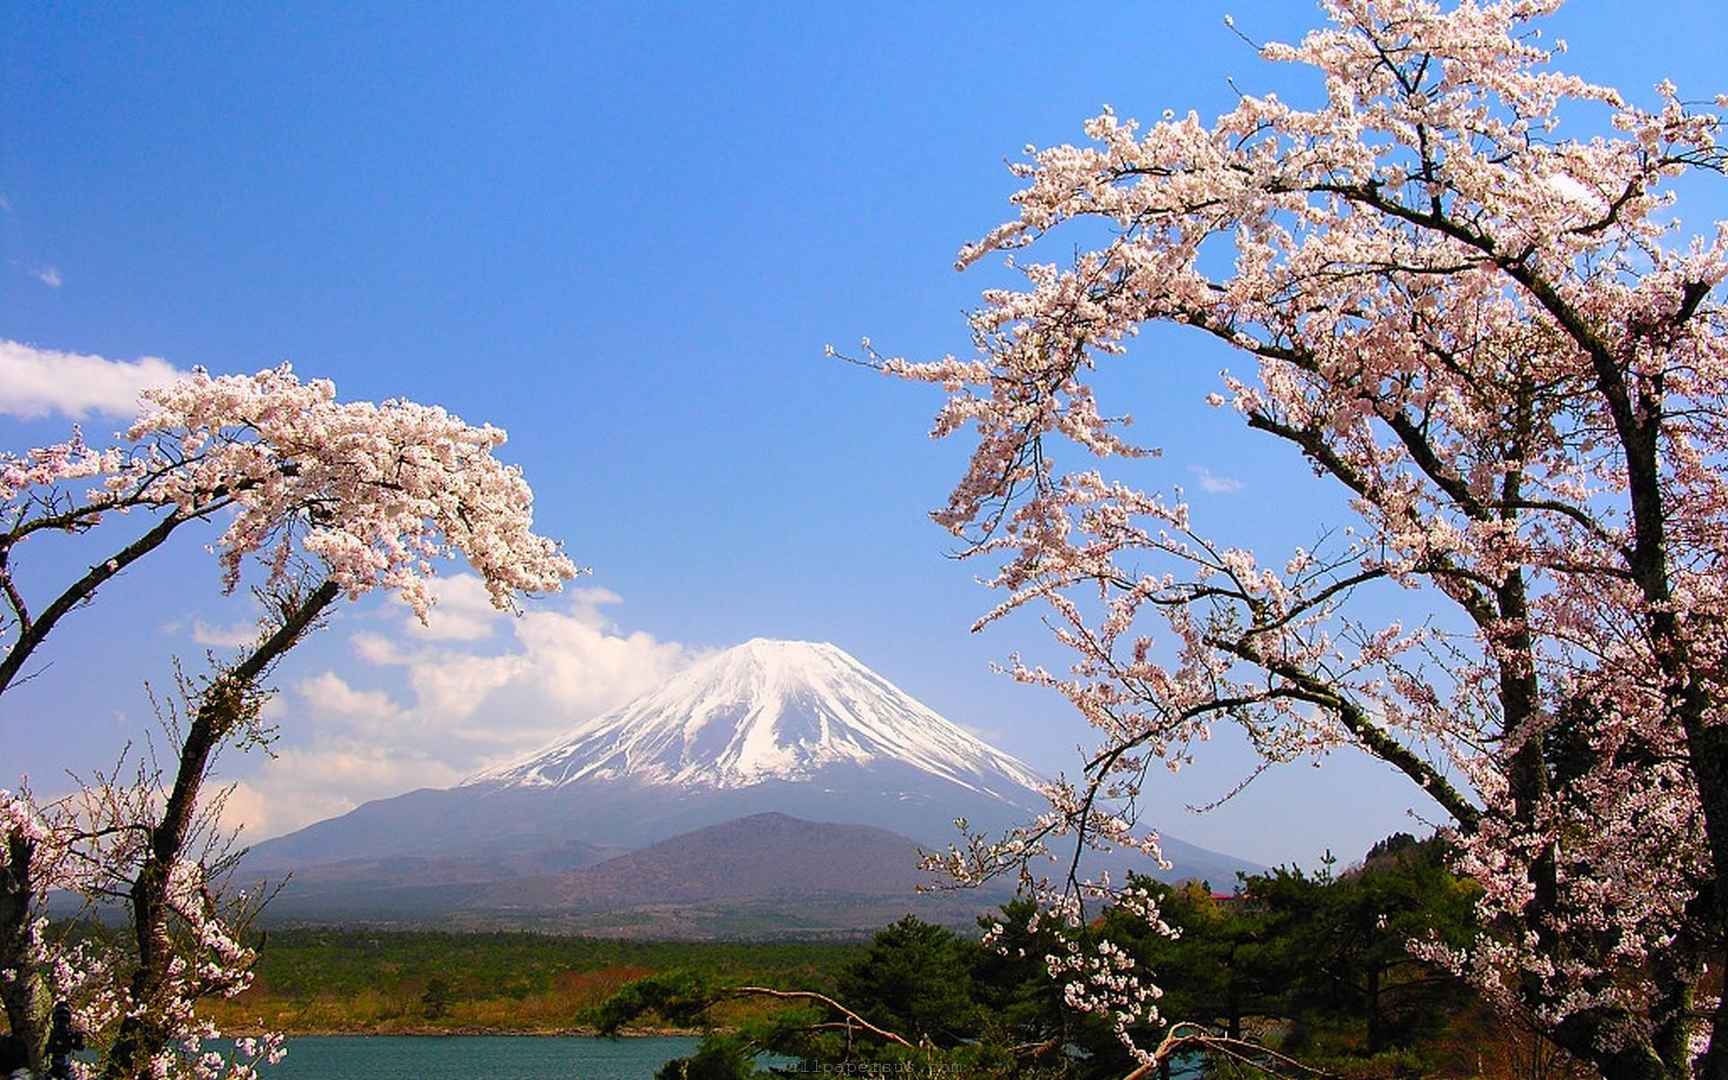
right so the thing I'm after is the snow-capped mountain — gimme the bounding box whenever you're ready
[242,638,1262,927]
[467,638,1044,803]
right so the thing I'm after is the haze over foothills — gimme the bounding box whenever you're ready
[239,640,1260,932]
[3,2,1723,871]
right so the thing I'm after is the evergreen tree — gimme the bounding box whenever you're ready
[836,915,980,1049]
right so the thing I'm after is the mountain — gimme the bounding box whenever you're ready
[468,638,1045,806]
[243,639,1261,925]
[462,812,1017,938]
[479,812,939,908]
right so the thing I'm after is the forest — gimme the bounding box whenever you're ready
[171,831,1501,1077]
[8,1,1728,1075]
[591,834,1548,1079]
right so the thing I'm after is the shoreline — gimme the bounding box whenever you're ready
[232,1026,707,1039]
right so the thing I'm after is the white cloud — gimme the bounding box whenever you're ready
[400,651,527,729]
[351,632,407,666]
[295,672,403,733]
[214,780,277,839]
[221,578,696,839]
[220,746,465,842]
[1546,173,1608,215]
[191,619,257,648]
[955,719,1009,743]
[1189,465,1244,494]
[506,588,685,716]
[0,339,186,420]
[399,573,504,641]
[368,581,690,747]
[30,266,62,288]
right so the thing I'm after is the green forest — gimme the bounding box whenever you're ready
[192,832,1598,1079]
[595,834,1574,1080]
[199,932,862,1035]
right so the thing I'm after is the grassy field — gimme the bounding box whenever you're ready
[204,929,864,1035]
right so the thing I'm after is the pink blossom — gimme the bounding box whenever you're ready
[868,0,1728,1070]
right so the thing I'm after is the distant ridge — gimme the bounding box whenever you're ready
[477,812,949,909]
[244,639,1263,930]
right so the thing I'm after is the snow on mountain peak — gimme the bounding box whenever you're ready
[466,638,1045,801]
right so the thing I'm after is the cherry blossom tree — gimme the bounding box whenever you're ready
[863,2,1728,1077]
[1,365,578,1076]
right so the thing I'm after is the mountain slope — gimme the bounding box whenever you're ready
[468,638,1044,805]
[244,639,1263,922]
[477,812,945,909]
[461,812,1022,938]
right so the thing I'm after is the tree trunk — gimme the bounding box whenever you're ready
[0,832,51,1074]
[1550,1009,1692,1080]
[1590,1042,1675,1080]
[104,579,339,1078]
[1681,722,1728,1080]
[1365,963,1382,1055]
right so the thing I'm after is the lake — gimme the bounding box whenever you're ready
[238,1033,1198,1077]
[253,1035,705,1079]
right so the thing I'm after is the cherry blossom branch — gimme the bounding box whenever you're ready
[0,509,191,696]
[729,987,917,1049]
[1122,1021,1340,1080]
[1207,634,1479,829]
[859,0,1728,1070]
[106,579,338,1077]
[3,363,581,1078]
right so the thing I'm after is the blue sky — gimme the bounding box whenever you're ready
[3,1,1724,868]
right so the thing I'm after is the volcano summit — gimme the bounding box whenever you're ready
[469,638,1045,801]
[242,639,1258,930]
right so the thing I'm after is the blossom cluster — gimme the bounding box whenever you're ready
[3,364,579,687]
[870,0,1728,1068]
[122,366,578,613]
[1,785,282,1079]
[3,365,581,1076]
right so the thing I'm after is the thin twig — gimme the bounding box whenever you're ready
[730,986,916,1049]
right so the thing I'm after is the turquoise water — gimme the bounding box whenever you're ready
[255,1035,703,1079]
[239,1034,1195,1077]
